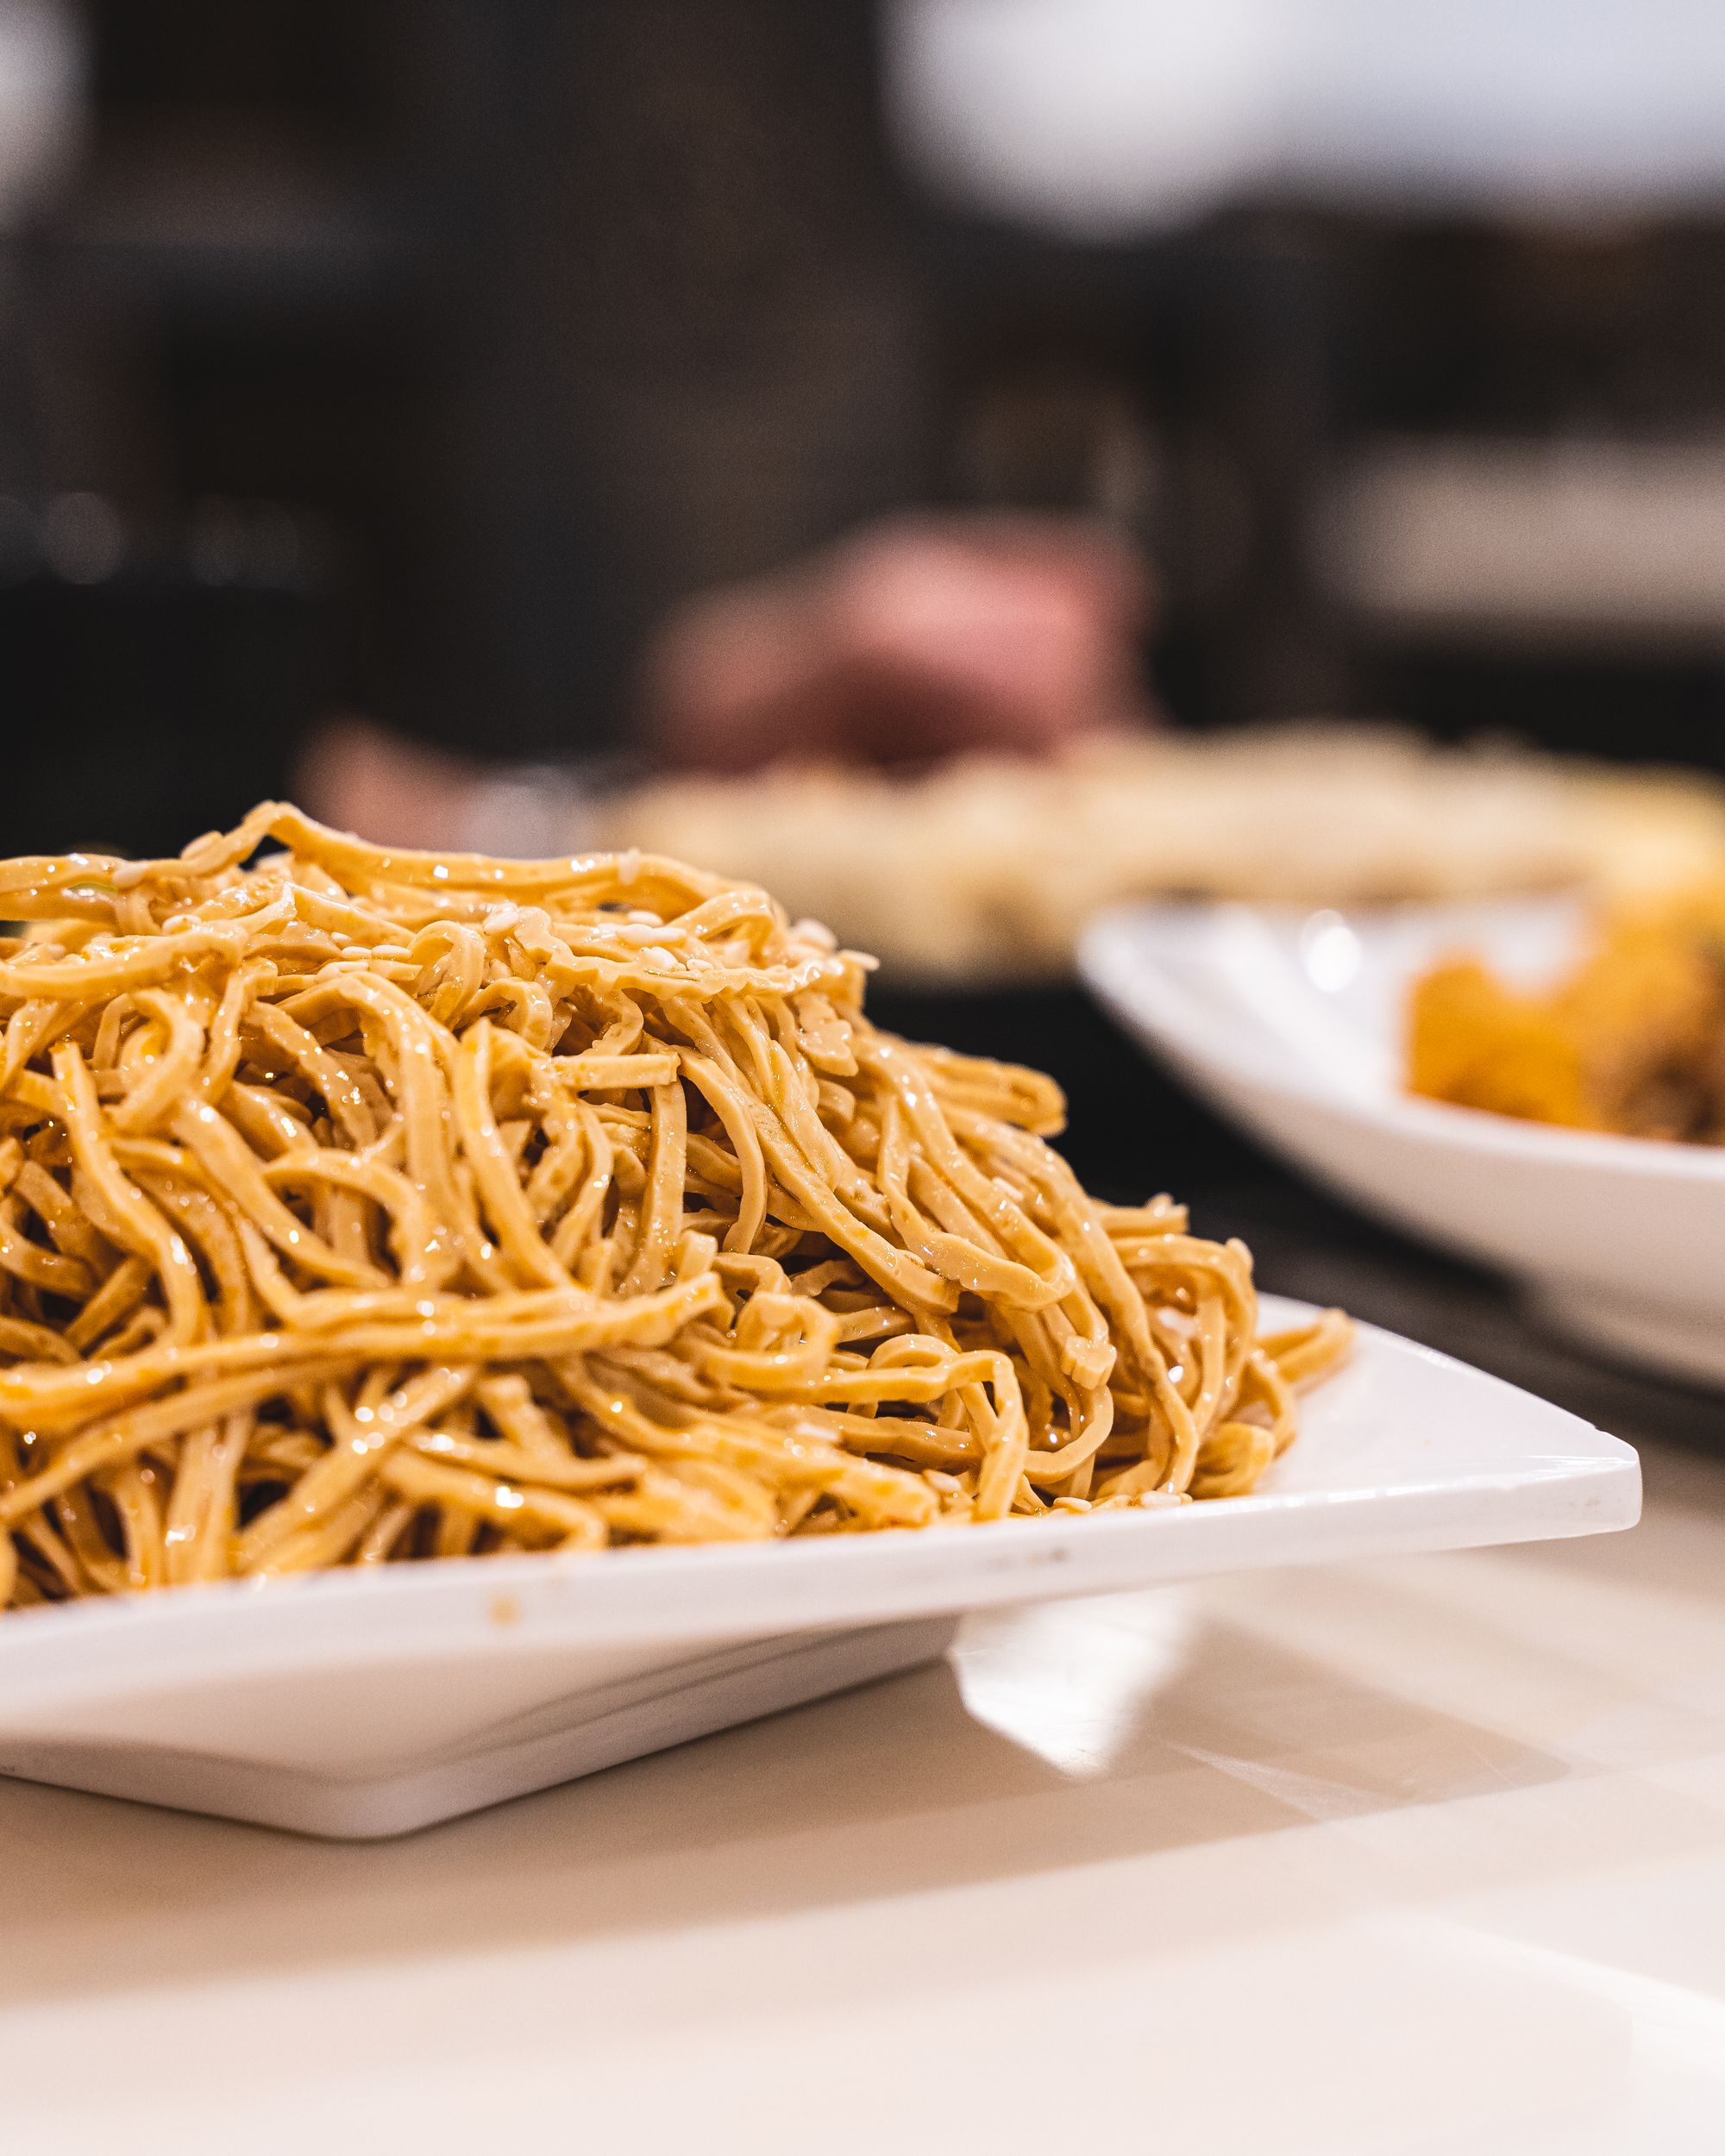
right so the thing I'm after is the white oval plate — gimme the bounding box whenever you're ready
[0,1295,1635,1839]
[1082,897,1725,1388]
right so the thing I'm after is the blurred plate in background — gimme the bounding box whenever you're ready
[1082,897,1725,1388]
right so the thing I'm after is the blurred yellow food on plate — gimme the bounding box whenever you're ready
[1408,879,1725,1144]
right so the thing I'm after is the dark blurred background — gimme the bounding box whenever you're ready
[8,0,1725,856]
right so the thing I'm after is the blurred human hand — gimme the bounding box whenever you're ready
[298,514,1155,849]
[296,716,492,851]
[643,512,1155,772]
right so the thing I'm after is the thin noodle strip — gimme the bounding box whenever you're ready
[0,804,1351,1604]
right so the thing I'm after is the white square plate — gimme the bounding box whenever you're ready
[0,1296,1637,1839]
[1082,899,1725,1388]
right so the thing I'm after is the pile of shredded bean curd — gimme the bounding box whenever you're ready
[0,803,1351,1607]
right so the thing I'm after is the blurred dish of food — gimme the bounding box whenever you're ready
[606,724,1725,985]
[1408,878,1725,1144]
[1082,895,1725,1388]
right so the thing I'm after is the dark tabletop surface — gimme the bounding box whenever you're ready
[868,981,1725,1462]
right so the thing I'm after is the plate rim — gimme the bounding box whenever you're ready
[1081,899,1725,1186]
[0,1296,1640,1697]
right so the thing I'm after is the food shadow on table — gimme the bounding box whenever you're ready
[0,1579,1586,2011]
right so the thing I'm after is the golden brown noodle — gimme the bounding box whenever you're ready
[0,803,1351,1606]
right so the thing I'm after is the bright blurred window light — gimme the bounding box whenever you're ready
[888,0,1725,236]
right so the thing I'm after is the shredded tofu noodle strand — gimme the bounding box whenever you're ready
[0,804,1351,1605]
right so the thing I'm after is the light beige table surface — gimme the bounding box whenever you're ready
[5,1436,1725,2155]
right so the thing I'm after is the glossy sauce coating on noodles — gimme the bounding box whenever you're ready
[0,805,1350,1606]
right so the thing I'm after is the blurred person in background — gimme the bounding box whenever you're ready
[292,0,1161,850]
[9,0,1725,860]
[310,0,1725,852]
[0,0,1339,856]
